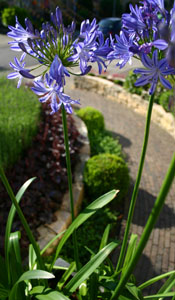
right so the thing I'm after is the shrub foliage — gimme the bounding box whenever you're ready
[84,153,130,201]
[1,6,29,27]
[76,106,123,157]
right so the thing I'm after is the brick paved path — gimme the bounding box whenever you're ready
[66,81,175,293]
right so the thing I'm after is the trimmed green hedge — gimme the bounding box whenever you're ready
[76,106,105,134]
[76,106,123,157]
[1,6,29,27]
[84,153,130,202]
[0,76,41,169]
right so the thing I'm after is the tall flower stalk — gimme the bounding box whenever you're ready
[61,104,80,270]
[111,153,175,299]
[115,92,154,275]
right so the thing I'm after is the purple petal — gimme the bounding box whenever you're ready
[81,65,92,75]
[149,81,157,95]
[18,42,27,53]
[153,39,168,50]
[39,92,51,102]
[159,75,172,89]
[20,52,26,62]
[134,68,152,75]
[141,54,153,68]
[17,77,22,88]
[7,72,18,79]
[135,75,152,86]
[19,70,35,79]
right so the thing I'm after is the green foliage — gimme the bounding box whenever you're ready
[60,205,118,265]
[0,76,41,169]
[113,79,124,86]
[1,6,29,27]
[84,153,130,201]
[76,106,105,135]
[94,133,123,157]
[76,106,123,157]
[159,90,175,116]
[124,71,143,95]
[76,106,105,155]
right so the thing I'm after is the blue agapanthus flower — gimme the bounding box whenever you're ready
[107,31,134,69]
[106,0,175,96]
[7,7,110,114]
[7,54,34,88]
[31,74,80,114]
[134,50,174,94]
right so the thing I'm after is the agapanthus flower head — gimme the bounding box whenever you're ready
[7,6,111,113]
[103,0,175,98]
[107,31,134,69]
[134,50,174,94]
[79,18,98,39]
[31,74,80,114]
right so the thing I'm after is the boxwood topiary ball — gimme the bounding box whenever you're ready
[83,153,130,202]
[76,106,105,135]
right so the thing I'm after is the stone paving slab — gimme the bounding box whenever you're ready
[65,78,175,294]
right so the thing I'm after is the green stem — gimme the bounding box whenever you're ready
[61,105,80,271]
[115,93,154,275]
[0,166,45,270]
[111,153,175,299]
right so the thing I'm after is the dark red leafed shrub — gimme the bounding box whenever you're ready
[0,102,82,252]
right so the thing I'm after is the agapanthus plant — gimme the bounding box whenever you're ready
[7,7,111,114]
[3,2,175,300]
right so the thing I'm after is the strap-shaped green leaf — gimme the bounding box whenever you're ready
[50,190,118,270]
[121,234,138,278]
[40,230,66,255]
[58,262,76,290]
[8,232,23,285]
[65,241,118,294]
[29,244,37,270]
[99,224,111,250]
[144,292,175,299]
[157,272,175,298]
[139,270,175,290]
[30,286,71,300]
[5,177,36,284]
[36,290,71,300]
[9,270,55,300]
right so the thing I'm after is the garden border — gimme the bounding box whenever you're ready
[74,75,175,139]
[37,115,90,255]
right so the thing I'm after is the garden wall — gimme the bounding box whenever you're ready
[74,76,175,140]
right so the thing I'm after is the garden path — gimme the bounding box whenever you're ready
[65,78,175,293]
